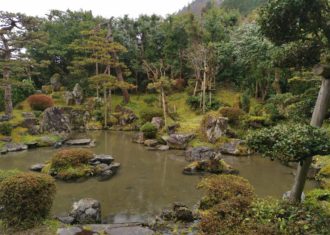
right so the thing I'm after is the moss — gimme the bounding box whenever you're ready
[86,121,103,130]
[305,189,330,215]
[56,165,94,181]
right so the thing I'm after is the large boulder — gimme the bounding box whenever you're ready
[201,114,228,143]
[40,107,71,134]
[219,139,251,156]
[72,83,84,105]
[70,198,101,224]
[185,147,218,162]
[165,133,195,150]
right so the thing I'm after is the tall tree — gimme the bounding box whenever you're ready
[258,0,330,202]
[0,12,42,117]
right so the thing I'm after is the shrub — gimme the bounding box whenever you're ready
[288,76,320,95]
[139,108,163,123]
[219,107,245,124]
[143,95,158,105]
[140,122,158,139]
[240,92,250,113]
[246,124,330,163]
[27,94,54,111]
[198,175,255,235]
[0,122,13,136]
[50,148,94,171]
[186,96,200,110]
[0,172,56,229]
[0,169,20,183]
[263,103,283,121]
[242,115,270,128]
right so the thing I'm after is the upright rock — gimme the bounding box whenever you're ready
[151,117,164,130]
[70,198,101,224]
[50,73,62,92]
[201,114,228,143]
[65,91,75,106]
[72,83,84,105]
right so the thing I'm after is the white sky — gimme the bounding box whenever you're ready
[0,0,193,18]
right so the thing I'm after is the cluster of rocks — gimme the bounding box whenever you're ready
[0,114,10,122]
[109,105,138,131]
[160,203,195,222]
[30,154,120,182]
[183,147,238,175]
[56,198,155,235]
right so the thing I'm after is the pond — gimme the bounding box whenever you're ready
[0,131,316,223]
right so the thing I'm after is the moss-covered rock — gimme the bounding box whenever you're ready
[183,158,238,175]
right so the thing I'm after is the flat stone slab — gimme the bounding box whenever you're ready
[5,143,28,152]
[66,139,92,145]
[57,224,154,235]
[90,155,114,165]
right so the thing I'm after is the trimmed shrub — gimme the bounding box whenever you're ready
[139,108,163,123]
[50,148,94,170]
[198,175,255,235]
[140,122,158,139]
[27,94,54,111]
[246,124,330,163]
[0,122,13,136]
[0,172,56,229]
[219,107,245,124]
[0,169,20,183]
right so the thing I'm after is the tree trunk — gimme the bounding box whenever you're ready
[289,77,330,202]
[3,62,13,117]
[272,68,282,94]
[161,87,167,127]
[202,64,207,114]
[104,87,107,128]
[115,66,130,103]
[106,21,130,104]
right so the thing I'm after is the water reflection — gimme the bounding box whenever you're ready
[0,131,316,222]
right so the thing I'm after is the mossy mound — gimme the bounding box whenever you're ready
[0,172,56,229]
[183,158,238,175]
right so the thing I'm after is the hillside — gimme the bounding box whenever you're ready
[179,0,266,16]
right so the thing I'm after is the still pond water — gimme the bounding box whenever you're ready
[0,131,315,223]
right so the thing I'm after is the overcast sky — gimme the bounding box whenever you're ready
[1,0,193,18]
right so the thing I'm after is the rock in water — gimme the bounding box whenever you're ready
[70,198,101,224]
[72,83,84,105]
[30,163,45,172]
[40,107,71,134]
[66,139,92,146]
[165,133,195,150]
[185,147,218,162]
[219,139,251,156]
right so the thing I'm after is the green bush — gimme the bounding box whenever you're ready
[246,124,330,163]
[0,122,13,136]
[27,94,54,111]
[186,96,200,110]
[0,172,56,229]
[139,108,163,123]
[143,95,158,105]
[50,148,94,171]
[263,103,283,121]
[240,92,250,113]
[219,107,245,124]
[140,122,158,139]
[288,76,320,95]
[198,175,255,235]
[0,169,20,183]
